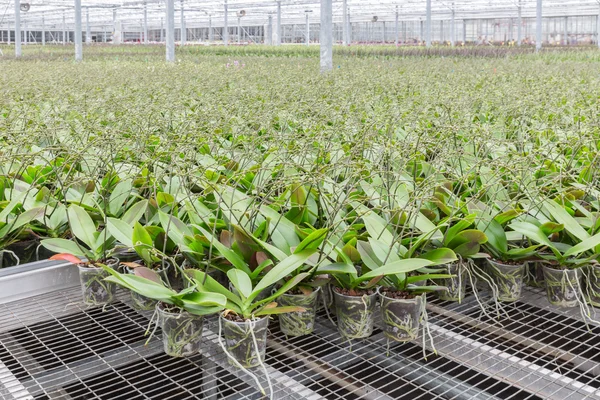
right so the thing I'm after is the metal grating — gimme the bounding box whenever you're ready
[0,281,599,400]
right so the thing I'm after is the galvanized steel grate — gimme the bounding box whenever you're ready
[0,285,599,400]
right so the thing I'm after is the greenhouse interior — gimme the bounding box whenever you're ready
[3,0,600,399]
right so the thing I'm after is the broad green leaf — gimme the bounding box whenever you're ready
[356,240,382,271]
[419,248,458,266]
[544,200,589,241]
[186,269,244,308]
[254,306,306,316]
[359,258,434,282]
[252,273,310,308]
[316,262,357,275]
[294,228,328,253]
[109,179,133,216]
[67,204,97,250]
[122,200,148,225]
[41,238,90,259]
[477,219,507,254]
[193,225,251,275]
[227,269,253,299]
[447,229,487,249]
[563,231,600,258]
[107,217,134,248]
[443,214,476,245]
[251,249,315,298]
[103,267,176,302]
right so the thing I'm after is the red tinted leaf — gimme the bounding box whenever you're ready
[49,254,83,264]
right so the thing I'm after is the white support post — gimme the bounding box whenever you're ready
[237,16,241,44]
[7,20,10,45]
[23,19,27,45]
[223,0,228,46]
[144,3,148,44]
[42,14,46,45]
[347,10,351,44]
[342,0,348,45]
[420,19,424,43]
[535,0,542,51]
[451,5,455,46]
[563,16,567,46]
[440,20,444,43]
[597,5,600,48]
[517,0,522,46]
[267,14,272,45]
[166,0,175,61]
[103,26,106,42]
[276,1,281,45]
[180,0,186,45]
[394,6,399,46]
[86,8,91,44]
[14,0,20,57]
[463,19,467,43]
[63,12,66,45]
[320,0,333,73]
[425,0,432,47]
[75,0,82,61]
[208,15,213,41]
[305,13,309,45]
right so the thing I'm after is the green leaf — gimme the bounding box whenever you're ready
[294,228,328,253]
[132,222,155,264]
[252,273,310,309]
[443,215,475,245]
[186,269,243,309]
[107,217,133,248]
[103,267,176,303]
[227,269,253,299]
[356,240,382,271]
[254,306,306,317]
[563,231,600,258]
[67,204,97,250]
[358,258,434,282]
[418,248,458,266]
[494,209,522,225]
[540,222,564,236]
[41,238,90,259]
[406,274,453,284]
[316,262,357,275]
[180,291,227,309]
[544,200,589,241]
[158,211,192,247]
[250,249,315,300]
[122,200,148,225]
[478,219,507,254]
[446,230,487,249]
[109,179,133,216]
[193,225,252,275]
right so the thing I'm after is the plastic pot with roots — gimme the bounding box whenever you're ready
[435,261,467,302]
[333,289,378,339]
[486,260,525,302]
[379,289,424,342]
[221,314,269,368]
[157,304,203,357]
[584,264,600,307]
[78,258,118,306]
[278,287,321,337]
[525,259,549,288]
[542,265,582,308]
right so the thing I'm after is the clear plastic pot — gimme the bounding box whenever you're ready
[221,314,269,368]
[379,289,423,342]
[486,260,525,302]
[525,259,548,288]
[78,258,118,306]
[435,261,467,302]
[584,264,600,307]
[543,265,582,308]
[157,304,204,357]
[333,289,378,339]
[125,261,171,311]
[278,287,321,337]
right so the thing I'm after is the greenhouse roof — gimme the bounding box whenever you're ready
[0,0,599,32]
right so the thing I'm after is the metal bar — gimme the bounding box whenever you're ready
[517,0,522,45]
[14,0,21,57]
[86,7,91,44]
[536,0,542,51]
[597,6,600,48]
[208,15,212,41]
[451,6,455,46]
[564,16,568,45]
[425,0,431,47]
[42,14,45,45]
[342,0,348,45]
[180,0,185,45]
[276,0,281,45]
[74,0,82,61]
[394,6,398,46]
[144,3,148,44]
[320,0,332,73]
[223,0,228,46]
[166,0,174,61]
[305,13,309,45]
[266,14,272,45]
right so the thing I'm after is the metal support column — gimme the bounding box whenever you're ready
[463,19,467,43]
[180,0,185,45]
[535,0,542,51]
[266,14,272,45]
[517,0,522,46]
[208,15,213,41]
[440,20,444,43]
[509,18,513,41]
[74,0,82,61]
[451,6,455,46]
[7,20,10,45]
[342,0,348,45]
[160,18,164,42]
[23,19,26,45]
[63,12,66,45]
[42,14,45,45]
[144,3,148,44]
[597,6,600,48]
[86,8,91,44]
[563,16,568,45]
[14,0,21,57]
[276,1,281,45]
[166,0,175,61]
[237,16,241,44]
[420,20,424,43]
[347,10,351,44]
[320,0,332,73]
[305,13,309,45]
[425,0,431,47]
[394,6,399,46]
[223,0,228,46]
